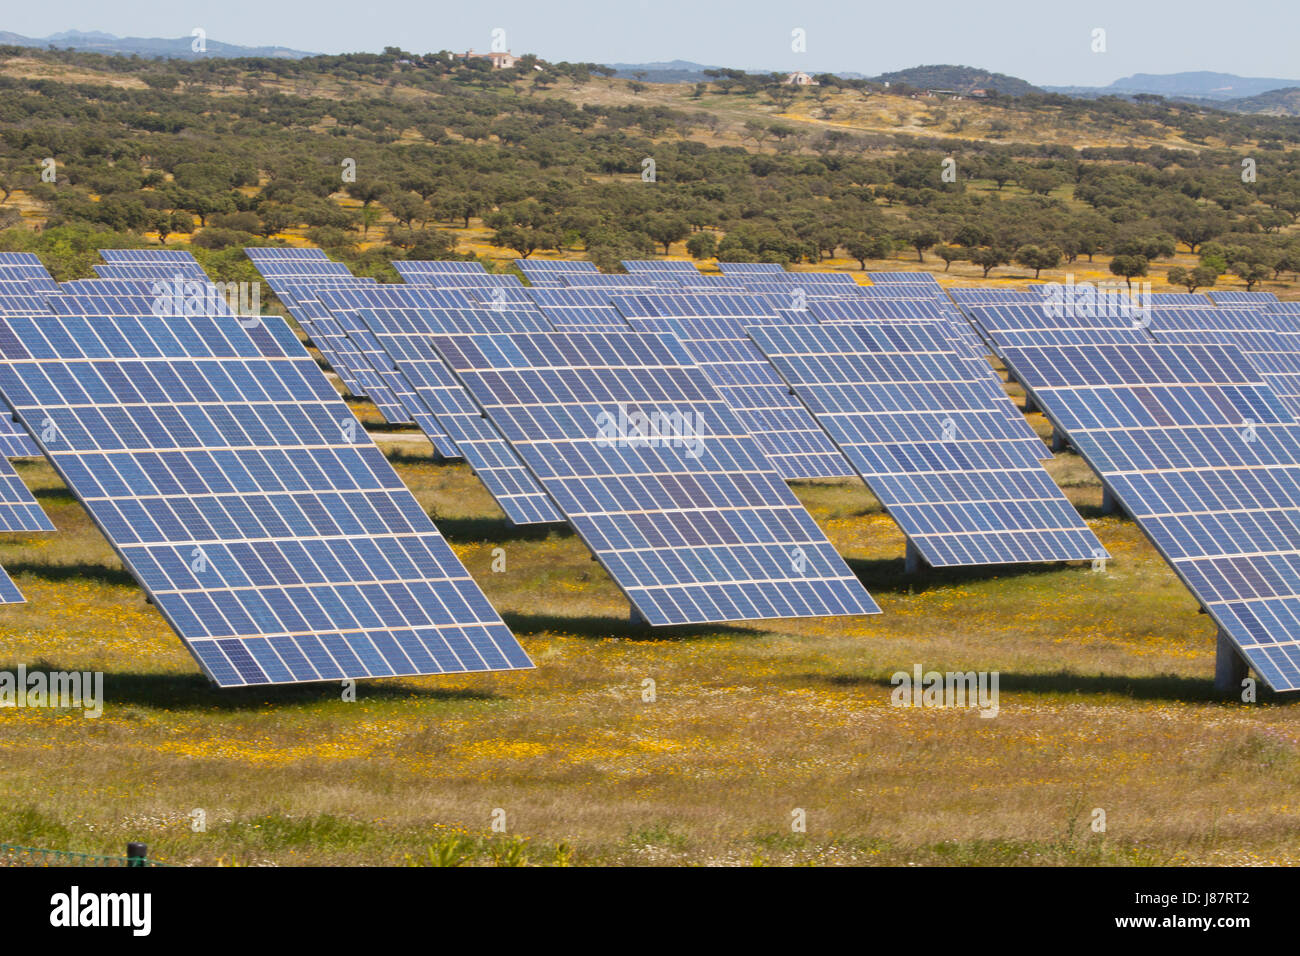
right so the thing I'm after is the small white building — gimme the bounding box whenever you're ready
[458,49,520,69]
[784,71,819,86]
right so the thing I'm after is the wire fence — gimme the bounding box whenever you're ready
[0,842,168,867]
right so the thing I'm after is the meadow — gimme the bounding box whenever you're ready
[1,402,1297,867]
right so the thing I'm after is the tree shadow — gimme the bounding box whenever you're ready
[846,555,1088,595]
[502,610,758,641]
[1,665,504,712]
[796,669,1294,705]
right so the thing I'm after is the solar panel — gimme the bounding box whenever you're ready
[808,298,1045,454]
[1000,341,1300,692]
[559,274,678,290]
[1208,291,1281,306]
[1145,307,1300,417]
[399,273,528,292]
[526,288,630,332]
[257,275,408,420]
[431,330,880,625]
[867,272,941,285]
[344,296,564,525]
[391,260,489,278]
[514,259,600,287]
[0,454,56,599]
[1149,292,1214,306]
[612,293,856,480]
[750,323,1101,567]
[0,253,59,292]
[622,260,705,276]
[312,287,463,457]
[99,249,200,264]
[716,262,787,276]
[93,264,209,281]
[0,310,532,686]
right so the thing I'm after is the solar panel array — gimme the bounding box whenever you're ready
[612,293,857,480]
[750,323,1102,567]
[0,252,59,292]
[341,292,563,525]
[1000,342,1300,692]
[432,331,881,625]
[0,309,532,686]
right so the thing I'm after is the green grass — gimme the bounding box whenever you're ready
[0,433,1298,866]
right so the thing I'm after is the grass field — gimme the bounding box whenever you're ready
[0,406,1298,867]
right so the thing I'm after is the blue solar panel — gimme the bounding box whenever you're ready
[99,249,200,264]
[0,454,56,601]
[749,323,1101,567]
[1000,342,1300,692]
[612,293,856,480]
[716,262,787,277]
[312,287,461,457]
[346,298,563,525]
[526,288,630,332]
[392,260,489,278]
[1208,291,1281,306]
[0,310,531,686]
[514,259,600,287]
[1146,307,1300,417]
[93,264,209,281]
[431,330,880,625]
[0,253,59,292]
[867,272,941,285]
[808,298,1045,455]
[622,260,705,276]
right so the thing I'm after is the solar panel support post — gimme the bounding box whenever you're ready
[1100,487,1118,516]
[1050,429,1067,453]
[1213,629,1249,695]
[904,540,925,575]
[629,605,649,627]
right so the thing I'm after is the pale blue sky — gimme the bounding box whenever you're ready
[6,0,1298,87]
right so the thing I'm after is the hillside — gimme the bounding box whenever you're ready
[870,64,1040,96]
[0,45,1298,300]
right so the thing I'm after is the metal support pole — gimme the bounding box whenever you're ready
[1213,630,1249,695]
[1050,428,1067,453]
[1100,487,1118,515]
[904,540,923,575]
[629,605,648,627]
[126,842,148,867]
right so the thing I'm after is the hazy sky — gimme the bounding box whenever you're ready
[6,0,1300,87]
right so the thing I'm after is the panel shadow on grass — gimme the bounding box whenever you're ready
[502,610,758,642]
[846,555,1088,595]
[3,666,505,712]
[797,669,1296,705]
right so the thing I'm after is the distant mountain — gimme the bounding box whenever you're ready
[1045,71,1300,101]
[868,65,1039,96]
[0,29,312,59]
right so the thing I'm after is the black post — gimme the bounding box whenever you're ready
[126,842,148,867]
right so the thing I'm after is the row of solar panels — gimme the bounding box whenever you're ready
[1,248,1298,693]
